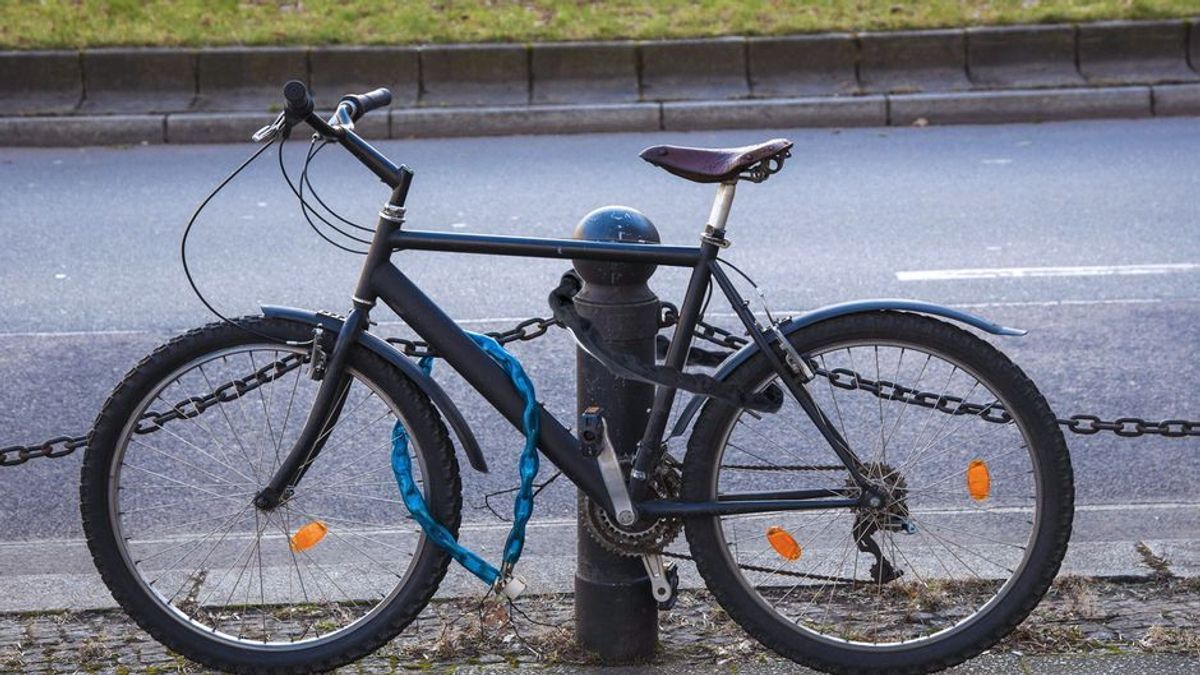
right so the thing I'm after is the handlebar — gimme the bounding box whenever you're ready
[283,80,314,119]
[275,80,408,191]
[340,88,392,120]
[282,80,392,125]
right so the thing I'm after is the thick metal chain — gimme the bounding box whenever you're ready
[385,316,560,358]
[4,308,1197,469]
[686,317,1200,439]
[0,353,307,467]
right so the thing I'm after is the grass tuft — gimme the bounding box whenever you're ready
[0,0,1197,49]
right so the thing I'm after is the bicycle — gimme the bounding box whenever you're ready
[79,81,1074,674]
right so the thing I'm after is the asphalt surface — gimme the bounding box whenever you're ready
[0,118,1198,611]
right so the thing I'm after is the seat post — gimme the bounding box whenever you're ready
[705,181,737,239]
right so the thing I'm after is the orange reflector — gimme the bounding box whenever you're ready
[966,459,991,501]
[766,526,802,561]
[290,520,328,552]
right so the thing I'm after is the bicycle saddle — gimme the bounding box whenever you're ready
[638,138,793,183]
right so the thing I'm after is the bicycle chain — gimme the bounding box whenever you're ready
[3,308,1197,468]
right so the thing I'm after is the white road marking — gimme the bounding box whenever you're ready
[897,263,1200,282]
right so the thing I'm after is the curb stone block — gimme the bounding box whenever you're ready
[420,44,529,107]
[888,87,1152,125]
[662,96,886,130]
[859,29,971,93]
[392,103,658,138]
[0,114,163,146]
[1152,83,1200,115]
[640,38,748,101]
[310,46,418,107]
[531,42,638,104]
[166,112,278,144]
[967,25,1083,88]
[167,110,388,144]
[195,47,308,112]
[81,48,196,114]
[1078,20,1198,85]
[748,34,858,97]
[1191,19,1199,73]
[0,51,82,115]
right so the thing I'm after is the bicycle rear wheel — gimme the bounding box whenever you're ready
[80,317,461,673]
[682,311,1073,674]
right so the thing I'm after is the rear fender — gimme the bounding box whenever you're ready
[261,305,488,473]
[667,299,1025,440]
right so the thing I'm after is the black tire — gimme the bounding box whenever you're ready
[80,317,461,673]
[682,312,1073,674]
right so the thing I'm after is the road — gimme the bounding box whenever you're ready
[0,118,1198,610]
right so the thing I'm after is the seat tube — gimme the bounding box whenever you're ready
[629,181,737,501]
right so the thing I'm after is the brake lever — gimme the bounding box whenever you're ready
[251,111,288,143]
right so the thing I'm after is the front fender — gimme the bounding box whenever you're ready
[668,299,1025,440]
[261,305,488,473]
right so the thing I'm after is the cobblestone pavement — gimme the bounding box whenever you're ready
[0,577,1197,673]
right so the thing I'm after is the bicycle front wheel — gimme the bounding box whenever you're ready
[80,317,461,673]
[682,311,1073,674]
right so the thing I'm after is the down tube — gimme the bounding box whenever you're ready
[371,264,612,506]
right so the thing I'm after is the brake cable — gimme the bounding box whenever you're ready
[180,137,309,345]
[277,134,369,254]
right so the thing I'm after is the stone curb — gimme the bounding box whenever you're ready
[531,41,639,105]
[420,44,529,107]
[890,86,1153,125]
[640,37,749,101]
[859,29,972,93]
[2,17,1199,145]
[0,114,163,147]
[310,46,419,107]
[0,50,81,116]
[1079,20,1199,85]
[0,84,1184,146]
[4,18,1194,114]
[391,102,659,138]
[80,48,196,114]
[194,47,308,112]
[748,34,859,98]
[966,25,1083,89]
[662,96,886,130]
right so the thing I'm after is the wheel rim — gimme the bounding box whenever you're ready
[709,338,1044,650]
[107,343,432,650]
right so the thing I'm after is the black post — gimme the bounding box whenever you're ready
[572,207,661,662]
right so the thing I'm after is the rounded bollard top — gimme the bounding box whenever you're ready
[572,205,660,287]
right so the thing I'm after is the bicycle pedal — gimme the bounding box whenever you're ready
[641,554,678,609]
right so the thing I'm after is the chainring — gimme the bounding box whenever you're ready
[580,460,683,556]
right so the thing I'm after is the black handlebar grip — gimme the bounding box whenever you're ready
[339,88,393,121]
[283,80,314,118]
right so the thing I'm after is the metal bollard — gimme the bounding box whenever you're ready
[571,206,661,662]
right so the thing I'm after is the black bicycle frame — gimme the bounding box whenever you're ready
[255,115,871,519]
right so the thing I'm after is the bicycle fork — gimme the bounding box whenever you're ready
[255,175,412,511]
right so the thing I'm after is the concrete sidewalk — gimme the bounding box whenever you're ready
[2,578,1197,673]
[1,18,1198,146]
